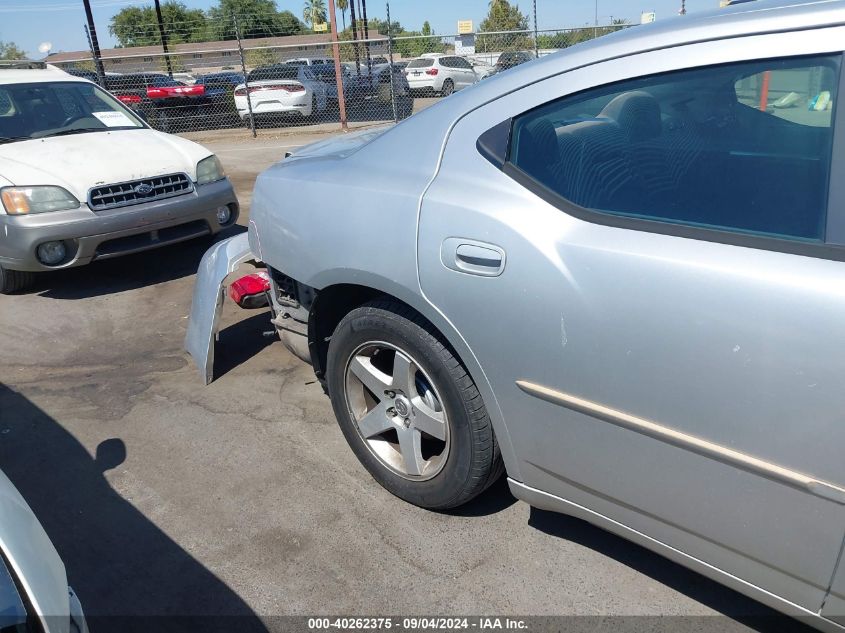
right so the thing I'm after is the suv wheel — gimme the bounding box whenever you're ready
[0,266,35,294]
[440,79,454,97]
[326,300,504,509]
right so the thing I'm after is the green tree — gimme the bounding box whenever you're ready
[421,21,431,36]
[0,41,26,60]
[208,0,286,40]
[477,0,529,52]
[302,0,327,29]
[336,0,348,31]
[244,47,278,67]
[109,2,208,47]
[276,10,305,35]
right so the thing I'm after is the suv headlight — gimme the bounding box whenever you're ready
[196,155,225,185]
[0,186,80,215]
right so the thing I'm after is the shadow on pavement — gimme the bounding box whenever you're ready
[445,474,517,518]
[25,225,245,301]
[0,383,268,633]
[213,310,277,381]
[528,507,818,633]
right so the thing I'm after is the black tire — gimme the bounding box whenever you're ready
[326,300,504,509]
[397,96,414,120]
[440,79,454,97]
[0,266,35,294]
[309,95,319,121]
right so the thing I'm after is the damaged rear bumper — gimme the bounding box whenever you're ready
[184,232,255,384]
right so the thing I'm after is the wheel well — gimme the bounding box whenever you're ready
[309,284,387,382]
[309,285,449,385]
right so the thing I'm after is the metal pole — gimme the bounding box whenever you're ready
[328,0,349,131]
[81,0,106,87]
[154,0,174,77]
[532,0,539,57]
[349,0,361,74]
[679,0,687,15]
[83,25,103,87]
[594,0,598,38]
[386,1,397,123]
[361,0,371,76]
[233,14,256,138]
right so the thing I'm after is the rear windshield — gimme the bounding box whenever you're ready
[248,66,300,82]
[407,59,434,69]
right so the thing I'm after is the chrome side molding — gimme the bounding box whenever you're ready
[515,380,845,505]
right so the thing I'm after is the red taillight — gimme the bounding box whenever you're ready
[146,84,205,99]
[117,94,142,104]
[425,68,439,76]
[229,271,271,308]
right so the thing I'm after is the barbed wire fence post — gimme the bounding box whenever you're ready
[386,2,398,124]
[233,14,257,138]
[82,0,106,88]
[154,0,174,77]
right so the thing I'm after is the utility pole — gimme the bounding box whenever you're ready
[329,0,349,131]
[593,0,598,38]
[349,0,361,74]
[361,0,371,75]
[81,0,106,87]
[154,0,174,77]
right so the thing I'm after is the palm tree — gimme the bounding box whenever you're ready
[302,0,327,29]
[337,0,348,31]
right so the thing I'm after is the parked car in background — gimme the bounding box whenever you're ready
[491,50,536,75]
[366,64,414,118]
[405,54,480,96]
[171,72,196,85]
[189,1,845,629]
[309,63,368,111]
[235,64,329,126]
[0,466,88,633]
[285,57,333,67]
[194,71,244,127]
[105,72,206,131]
[0,62,238,293]
[469,59,497,79]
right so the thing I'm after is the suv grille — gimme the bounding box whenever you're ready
[88,173,193,211]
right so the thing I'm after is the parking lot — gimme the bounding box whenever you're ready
[0,129,804,633]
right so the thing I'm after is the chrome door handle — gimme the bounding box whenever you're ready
[441,238,506,277]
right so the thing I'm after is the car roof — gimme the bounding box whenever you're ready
[0,62,89,86]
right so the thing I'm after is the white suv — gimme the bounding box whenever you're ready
[405,54,480,96]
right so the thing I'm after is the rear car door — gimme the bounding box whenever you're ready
[417,28,845,613]
[454,57,478,86]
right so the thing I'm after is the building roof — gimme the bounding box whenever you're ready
[45,32,387,64]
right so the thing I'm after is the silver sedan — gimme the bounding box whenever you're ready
[188,1,845,629]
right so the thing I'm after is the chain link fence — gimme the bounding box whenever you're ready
[48,16,628,137]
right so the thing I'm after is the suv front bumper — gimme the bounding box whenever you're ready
[0,178,239,272]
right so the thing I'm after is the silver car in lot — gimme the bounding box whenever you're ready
[188,1,845,629]
[0,467,87,633]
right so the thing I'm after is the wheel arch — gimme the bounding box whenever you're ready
[308,278,522,481]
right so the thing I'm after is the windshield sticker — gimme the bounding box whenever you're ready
[92,111,135,127]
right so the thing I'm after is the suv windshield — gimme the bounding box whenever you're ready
[0,81,143,143]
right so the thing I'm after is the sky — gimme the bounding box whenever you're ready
[1,0,721,58]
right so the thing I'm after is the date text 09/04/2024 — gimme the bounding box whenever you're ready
[307,618,528,630]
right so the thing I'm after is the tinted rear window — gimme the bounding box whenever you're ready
[248,66,299,82]
[408,59,434,69]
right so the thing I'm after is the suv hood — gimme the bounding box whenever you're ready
[0,130,212,203]
[0,469,69,631]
